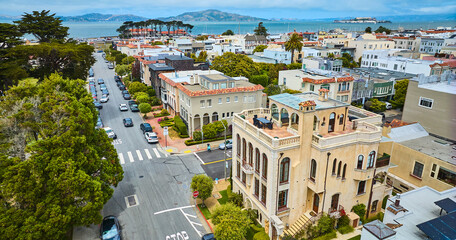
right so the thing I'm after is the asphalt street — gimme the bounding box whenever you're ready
[196,149,233,180]
[73,53,208,240]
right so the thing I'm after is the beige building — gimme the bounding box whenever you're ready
[231,91,393,239]
[402,76,456,141]
[392,37,421,52]
[278,69,354,103]
[379,120,456,193]
[159,72,266,136]
[348,38,395,61]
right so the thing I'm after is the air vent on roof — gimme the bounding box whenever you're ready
[434,139,449,146]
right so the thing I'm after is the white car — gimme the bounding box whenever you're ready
[100,95,109,103]
[145,132,158,143]
[103,127,117,139]
[119,104,128,111]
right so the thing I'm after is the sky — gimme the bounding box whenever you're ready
[1,0,456,19]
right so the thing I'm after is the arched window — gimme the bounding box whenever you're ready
[357,155,364,169]
[248,143,253,166]
[328,112,336,132]
[236,134,241,157]
[332,159,337,175]
[242,138,247,164]
[310,159,317,181]
[339,114,344,125]
[255,148,260,173]
[342,164,347,179]
[262,154,268,179]
[280,158,290,183]
[368,151,376,168]
[337,161,342,177]
[313,116,318,131]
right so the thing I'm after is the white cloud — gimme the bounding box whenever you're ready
[413,4,456,14]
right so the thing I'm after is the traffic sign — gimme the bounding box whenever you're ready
[163,126,168,136]
[193,190,199,198]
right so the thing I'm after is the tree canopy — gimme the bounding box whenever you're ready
[375,26,391,34]
[391,79,409,109]
[211,203,251,240]
[14,10,69,43]
[0,23,23,51]
[210,52,260,79]
[222,29,234,35]
[190,175,213,203]
[254,22,268,36]
[365,27,372,33]
[0,74,123,239]
[285,33,303,63]
[253,45,267,54]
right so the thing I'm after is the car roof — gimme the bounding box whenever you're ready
[103,127,112,131]
[141,123,151,127]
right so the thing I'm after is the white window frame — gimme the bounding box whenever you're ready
[218,98,222,104]
[207,99,212,107]
[418,97,433,109]
[226,97,230,103]
[200,100,205,108]
[234,96,238,102]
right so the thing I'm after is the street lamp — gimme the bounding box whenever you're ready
[221,120,227,180]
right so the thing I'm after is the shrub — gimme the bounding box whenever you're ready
[150,96,161,106]
[128,82,148,96]
[174,115,188,136]
[351,204,366,222]
[193,131,202,141]
[228,192,244,207]
[314,231,337,240]
[136,94,149,104]
[382,195,389,209]
[253,231,270,240]
[226,185,232,198]
[337,215,350,228]
[338,225,354,234]
[366,212,384,223]
[185,135,233,146]
[317,214,336,235]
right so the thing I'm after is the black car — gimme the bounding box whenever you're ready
[202,233,216,240]
[122,90,129,95]
[123,118,133,127]
[114,76,121,81]
[140,123,153,133]
[123,93,131,100]
[130,104,139,112]
[116,82,123,87]
[97,78,104,84]
[128,100,137,106]
[100,216,121,240]
[119,85,126,91]
[94,101,103,109]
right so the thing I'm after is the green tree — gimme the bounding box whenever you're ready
[196,35,209,40]
[138,102,152,118]
[121,56,135,65]
[264,84,282,96]
[282,88,301,94]
[211,52,260,79]
[286,62,302,70]
[222,29,234,35]
[253,45,267,53]
[202,124,217,139]
[254,231,270,240]
[285,33,303,63]
[115,53,128,64]
[115,64,131,77]
[250,74,269,87]
[375,26,391,34]
[352,203,367,222]
[196,51,208,63]
[14,10,69,43]
[0,23,23,51]
[254,22,268,36]
[365,27,372,33]
[128,82,148,96]
[0,74,123,239]
[228,192,244,207]
[368,99,386,112]
[190,174,213,205]
[391,79,409,109]
[211,203,251,240]
[136,94,150,104]
[327,53,335,59]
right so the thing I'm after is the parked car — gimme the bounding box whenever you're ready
[103,127,117,139]
[100,84,107,91]
[88,77,95,82]
[97,78,104,84]
[384,102,392,110]
[108,63,114,69]
[144,132,158,143]
[119,85,126,91]
[123,93,131,100]
[93,101,103,109]
[202,233,216,240]
[121,90,129,95]
[140,123,153,133]
[128,100,137,106]
[114,75,121,81]
[130,104,139,112]
[100,95,109,103]
[100,216,121,240]
[119,104,128,111]
[102,89,109,96]
[123,118,133,127]
[96,117,103,129]
[219,139,233,150]
[89,68,94,77]
[116,82,123,87]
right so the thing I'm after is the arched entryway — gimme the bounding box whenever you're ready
[290,113,299,130]
[280,108,289,126]
[331,193,340,211]
[203,113,210,125]
[313,193,320,213]
[328,112,336,132]
[271,103,279,120]
[193,114,201,131]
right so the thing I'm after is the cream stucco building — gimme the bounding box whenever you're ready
[231,91,394,239]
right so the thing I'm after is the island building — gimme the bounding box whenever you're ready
[231,91,394,239]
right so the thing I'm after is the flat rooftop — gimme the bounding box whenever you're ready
[400,135,456,165]
[165,55,192,61]
[200,74,234,82]
[344,67,417,81]
[149,63,174,71]
[162,70,223,83]
[269,92,349,111]
[418,79,456,95]
[182,79,257,92]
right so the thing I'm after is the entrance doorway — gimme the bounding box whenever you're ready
[313,193,320,213]
[331,194,340,211]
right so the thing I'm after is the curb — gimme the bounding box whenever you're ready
[196,204,213,233]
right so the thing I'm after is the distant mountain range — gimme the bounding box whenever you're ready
[57,13,148,22]
[158,9,268,22]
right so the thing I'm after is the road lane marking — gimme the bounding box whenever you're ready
[203,158,232,165]
[144,149,152,159]
[193,152,205,165]
[154,205,193,215]
[188,221,202,226]
[184,213,197,219]
[136,150,143,161]
[153,148,161,158]
[119,153,125,165]
[180,208,202,237]
[127,151,134,162]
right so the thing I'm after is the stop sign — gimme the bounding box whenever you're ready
[193,190,199,198]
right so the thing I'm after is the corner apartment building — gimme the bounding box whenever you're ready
[302,57,342,72]
[159,72,266,136]
[278,69,354,103]
[231,91,393,239]
[301,47,341,58]
[392,36,421,52]
[244,34,268,54]
[347,38,395,61]
[401,75,456,141]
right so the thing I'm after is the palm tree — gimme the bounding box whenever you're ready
[285,33,303,63]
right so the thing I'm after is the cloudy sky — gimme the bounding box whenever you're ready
[2,0,455,18]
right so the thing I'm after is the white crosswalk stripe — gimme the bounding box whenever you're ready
[127,151,134,162]
[136,150,143,161]
[144,149,152,159]
[153,148,161,158]
[119,153,125,165]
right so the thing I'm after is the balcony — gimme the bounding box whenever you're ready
[233,109,301,150]
[375,153,396,172]
[352,167,374,181]
[242,163,255,175]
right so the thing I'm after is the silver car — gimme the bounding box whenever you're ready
[103,127,117,139]
[100,94,109,103]
[119,104,128,111]
[144,132,158,143]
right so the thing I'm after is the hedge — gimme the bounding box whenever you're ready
[338,225,354,234]
[185,135,232,146]
[174,115,188,136]
[172,125,189,138]
[159,122,174,128]
[314,231,337,240]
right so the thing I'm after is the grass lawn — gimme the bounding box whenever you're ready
[168,127,180,140]
[217,190,228,205]
[198,204,211,220]
[348,235,361,240]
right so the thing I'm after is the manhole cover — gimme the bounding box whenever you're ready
[125,195,139,208]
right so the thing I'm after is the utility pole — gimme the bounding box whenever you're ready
[221,120,227,179]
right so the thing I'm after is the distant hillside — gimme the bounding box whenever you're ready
[0,15,20,21]
[159,9,268,22]
[57,13,148,22]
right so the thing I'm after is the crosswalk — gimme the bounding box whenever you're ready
[118,148,163,165]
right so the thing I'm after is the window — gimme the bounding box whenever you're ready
[278,190,288,209]
[248,143,253,166]
[437,167,456,186]
[430,164,437,178]
[310,159,317,181]
[301,82,305,89]
[371,200,378,212]
[261,184,267,204]
[337,161,342,177]
[237,161,241,178]
[236,134,241,157]
[321,84,330,90]
[226,97,230,103]
[367,151,376,168]
[280,158,290,183]
[342,164,347,179]
[262,154,268,179]
[244,96,247,102]
[339,114,344,125]
[226,112,230,117]
[332,159,337,175]
[242,171,246,184]
[218,98,222,104]
[357,155,364,169]
[358,181,366,195]
[283,78,287,85]
[254,178,259,197]
[207,99,212,107]
[242,139,246,164]
[213,83,219,89]
[222,113,225,118]
[235,96,238,102]
[200,100,205,108]
[255,148,260,173]
[310,85,315,91]
[412,161,424,178]
[221,83,227,89]
[419,97,433,109]
[229,82,234,88]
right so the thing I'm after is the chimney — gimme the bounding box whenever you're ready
[318,88,329,101]
[189,75,195,84]
[395,194,401,207]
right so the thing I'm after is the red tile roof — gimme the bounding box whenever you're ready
[303,76,354,84]
[318,88,329,92]
[384,119,414,128]
[299,100,316,107]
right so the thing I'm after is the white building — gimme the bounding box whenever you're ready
[301,47,341,58]
[172,38,193,53]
